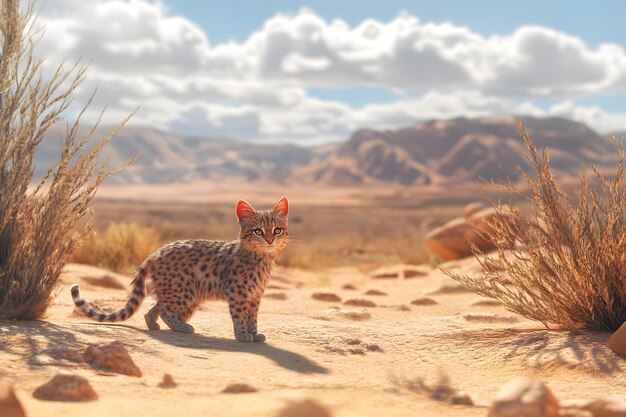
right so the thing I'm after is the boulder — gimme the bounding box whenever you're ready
[424,207,516,260]
[222,383,257,394]
[607,322,626,354]
[33,372,97,402]
[488,377,558,417]
[84,341,141,377]
[0,381,26,417]
[278,398,333,417]
[311,293,342,302]
[158,374,177,388]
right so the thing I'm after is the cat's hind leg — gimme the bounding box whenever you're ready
[144,302,161,330]
[160,302,195,334]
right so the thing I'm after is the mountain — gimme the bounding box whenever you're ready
[291,116,617,186]
[36,125,337,184]
[35,116,618,187]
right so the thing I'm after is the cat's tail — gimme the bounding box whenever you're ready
[71,260,152,323]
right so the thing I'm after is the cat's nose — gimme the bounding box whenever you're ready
[265,237,274,244]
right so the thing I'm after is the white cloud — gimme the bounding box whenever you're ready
[33,1,626,143]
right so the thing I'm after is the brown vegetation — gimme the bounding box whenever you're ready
[447,121,626,331]
[0,0,130,319]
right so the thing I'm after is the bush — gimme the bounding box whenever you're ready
[447,121,626,331]
[70,222,161,273]
[0,1,131,319]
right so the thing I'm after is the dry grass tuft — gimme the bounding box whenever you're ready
[70,222,161,274]
[447,120,625,331]
[0,1,132,319]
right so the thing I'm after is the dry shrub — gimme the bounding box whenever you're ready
[0,1,132,319]
[447,121,625,331]
[70,223,161,274]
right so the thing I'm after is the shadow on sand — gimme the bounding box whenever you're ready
[141,328,330,375]
[0,319,329,376]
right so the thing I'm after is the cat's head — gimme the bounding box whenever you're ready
[236,197,289,255]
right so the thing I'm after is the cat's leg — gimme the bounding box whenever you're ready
[246,299,266,342]
[159,299,195,334]
[144,302,161,330]
[228,299,253,342]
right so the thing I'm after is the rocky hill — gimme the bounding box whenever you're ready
[36,116,618,186]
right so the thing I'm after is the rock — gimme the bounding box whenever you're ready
[222,383,258,394]
[341,284,357,290]
[158,374,177,388]
[462,312,518,323]
[344,299,377,307]
[311,292,342,302]
[371,270,399,279]
[278,398,333,417]
[424,207,516,260]
[581,395,626,417]
[265,292,288,300]
[365,344,383,352]
[411,298,438,306]
[346,339,361,345]
[451,393,474,406]
[33,372,98,402]
[607,322,626,354]
[470,297,502,307]
[364,289,387,296]
[465,201,486,217]
[0,381,26,417]
[84,341,141,377]
[348,348,365,355]
[488,377,558,417]
[323,308,371,321]
[427,282,471,295]
[404,269,427,278]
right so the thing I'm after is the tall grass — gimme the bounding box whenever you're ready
[447,121,625,331]
[0,0,131,319]
[70,222,161,274]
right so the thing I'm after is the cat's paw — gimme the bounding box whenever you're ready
[235,333,254,342]
[253,332,266,342]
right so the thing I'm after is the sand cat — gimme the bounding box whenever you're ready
[71,197,289,342]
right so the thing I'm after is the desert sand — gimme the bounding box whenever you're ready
[1,257,624,417]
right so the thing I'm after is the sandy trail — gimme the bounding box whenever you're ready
[1,260,624,416]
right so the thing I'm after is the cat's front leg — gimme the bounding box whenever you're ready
[228,300,253,342]
[246,298,266,342]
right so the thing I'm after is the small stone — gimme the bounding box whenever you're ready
[344,299,376,307]
[84,341,141,377]
[582,395,626,417]
[311,293,342,302]
[488,377,558,417]
[462,312,518,323]
[371,271,399,279]
[451,393,474,406]
[222,383,258,394]
[341,284,357,290]
[364,289,387,296]
[0,381,26,417]
[158,374,177,388]
[346,339,361,345]
[265,292,288,300]
[470,298,502,307]
[404,269,427,279]
[278,398,333,417]
[395,304,411,311]
[607,321,626,354]
[33,372,97,402]
[411,298,438,306]
[365,344,383,352]
[348,348,365,355]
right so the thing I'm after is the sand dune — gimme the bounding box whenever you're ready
[1,258,623,417]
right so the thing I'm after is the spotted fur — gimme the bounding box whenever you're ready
[71,197,289,342]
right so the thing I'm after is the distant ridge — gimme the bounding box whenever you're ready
[36,116,618,186]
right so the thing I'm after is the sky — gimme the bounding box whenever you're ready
[35,0,626,144]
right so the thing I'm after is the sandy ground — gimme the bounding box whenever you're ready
[1,258,624,416]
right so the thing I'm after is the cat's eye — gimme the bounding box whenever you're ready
[253,228,264,236]
[273,227,283,235]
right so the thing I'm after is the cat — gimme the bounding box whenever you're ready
[71,197,289,342]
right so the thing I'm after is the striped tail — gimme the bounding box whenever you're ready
[71,262,151,323]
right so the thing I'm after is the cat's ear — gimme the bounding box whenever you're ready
[273,196,288,218]
[236,200,256,223]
